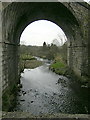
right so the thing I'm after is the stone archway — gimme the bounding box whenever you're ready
[1,2,89,93]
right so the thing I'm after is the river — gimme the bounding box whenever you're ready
[14,57,88,115]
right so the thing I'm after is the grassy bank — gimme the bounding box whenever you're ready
[20,54,36,60]
[20,59,43,71]
[49,57,89,87]
[49,56,68,75]
[20,54,43,72]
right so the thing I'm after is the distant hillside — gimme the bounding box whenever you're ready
[20,41,67,61]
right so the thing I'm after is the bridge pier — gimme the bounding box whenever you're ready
[1,42,20,111]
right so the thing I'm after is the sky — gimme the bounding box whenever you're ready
[84,0,90,2]
[20,20,67,46]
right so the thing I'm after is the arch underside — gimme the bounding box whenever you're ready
[1,2,89,91]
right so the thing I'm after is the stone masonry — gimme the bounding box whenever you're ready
[0,2,89,95]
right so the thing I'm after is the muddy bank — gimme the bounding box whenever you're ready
[20,59,43,72]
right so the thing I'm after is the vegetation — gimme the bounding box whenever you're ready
[20,41,89,84]
[20,41,67,61]
[20,54,36,60]
[49,56,68,75]
[20,59,43,71]
[20,55,42,72]
[20,43,59,60]
[20,41,68,74]
[2,83,21,111]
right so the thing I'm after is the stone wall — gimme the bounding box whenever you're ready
[65,3,89,77]
[0,2,89,109]
[1,3,20,93]
[0,2,2,117]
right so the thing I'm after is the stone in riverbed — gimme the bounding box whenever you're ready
[22,91,27,95]
[20,99,25,101]
[57,78,66,84]
[18,84,22,88]
[56,78,67,87]
[56,78,62,84]
[31,101,34,103]
[35,89,38,92]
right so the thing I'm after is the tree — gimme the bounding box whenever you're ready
[43,42,46,47]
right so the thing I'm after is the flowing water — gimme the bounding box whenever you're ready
[14,58,88,115]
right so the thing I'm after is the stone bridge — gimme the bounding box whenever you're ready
[0,1,89,112]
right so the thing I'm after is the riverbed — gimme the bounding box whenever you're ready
[14,58,88,115]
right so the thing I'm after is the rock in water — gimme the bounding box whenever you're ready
[57,78,63,83]
[31,101,34,103]
[57,78,67,87]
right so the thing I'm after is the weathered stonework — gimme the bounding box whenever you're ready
[0,2,89,111]
[64,2,89,77]
[0,2,2,118]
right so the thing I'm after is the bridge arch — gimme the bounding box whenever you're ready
[1,2,89,92]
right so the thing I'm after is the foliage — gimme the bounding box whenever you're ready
[49,56,68,75]
[20,54,36,60]
[2,84,19,111]
[20,59,43,70]
[43,41,47,47]
[20,42,68,73]
[51,61,66,69]
[20,42,66,60]
[20,41,67,61]
[58,41,67,63]
[19,54,43,72]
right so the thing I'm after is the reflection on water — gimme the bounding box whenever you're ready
[14,62,88,115]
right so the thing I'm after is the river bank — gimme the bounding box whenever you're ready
[13,57,89,115]
[20,59,43,71]
[20,55,43,72]
[3,56,89,113]
[2,56,43,112]
[49,60,68,76]
[49,57,89,88]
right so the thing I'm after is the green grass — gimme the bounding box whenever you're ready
[23,60,43,69]
[20,54,36,60]
[50,60,68,75]
[20,59,43,72]
[19,54,38,72]
[51,61,66,69]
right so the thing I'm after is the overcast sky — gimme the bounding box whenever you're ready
[20,20,67,46]
[84,0,90,2]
